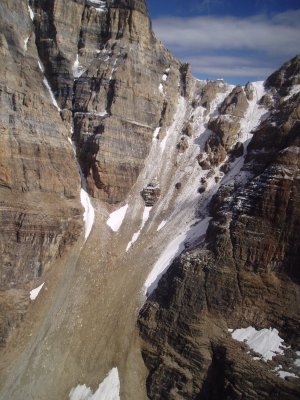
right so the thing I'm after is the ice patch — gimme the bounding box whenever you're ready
[157,220,167,232]
[144,217,211,296]
[126,206,152,251]
[107,205,128,232]
[231,327,286,361]
[28,5,34,21]
[69,367,120,400]
[30,283,45,300]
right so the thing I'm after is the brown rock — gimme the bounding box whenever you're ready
[141,182,161,206]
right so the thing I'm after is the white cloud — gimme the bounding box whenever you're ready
[184,55,273,78]
[152,9,300,81]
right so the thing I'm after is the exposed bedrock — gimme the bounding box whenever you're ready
[31,0,187,203]
[138,57,300,399]
[0,0,82,346]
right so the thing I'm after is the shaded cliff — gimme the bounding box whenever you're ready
[0,0,82,347]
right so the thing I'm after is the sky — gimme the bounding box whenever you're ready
[147,0,300,85]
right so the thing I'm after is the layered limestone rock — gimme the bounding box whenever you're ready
[138,58,300,399]
[31,0,185,203]
[0,0,82,346]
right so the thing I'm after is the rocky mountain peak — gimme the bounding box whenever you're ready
[0,1,299,399]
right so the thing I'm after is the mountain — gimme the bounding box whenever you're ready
[0,1,299,399]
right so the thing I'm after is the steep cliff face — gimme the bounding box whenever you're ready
[0,1,299,399]
[31,0,185,203]
[138,57,300,399]
[0,0,82,347]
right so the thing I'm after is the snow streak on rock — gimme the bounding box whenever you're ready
[42,78,61,111]
[144,217,211,296]
[69,367,120,400]
[28,5,34,21]
[126,206,152,252]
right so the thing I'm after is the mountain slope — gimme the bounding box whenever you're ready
[138,56,300,399]
[0,1,299,399]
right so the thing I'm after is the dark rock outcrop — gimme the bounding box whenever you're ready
[141,182,161,206]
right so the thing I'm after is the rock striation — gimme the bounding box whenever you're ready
[0,0,299,399]
[31,0,185,203]
[0,0,82,347]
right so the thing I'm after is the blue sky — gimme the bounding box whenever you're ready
[147,0,300,85]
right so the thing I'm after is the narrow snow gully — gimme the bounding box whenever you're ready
[68,138,95,241]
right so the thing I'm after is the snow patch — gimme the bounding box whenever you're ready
[73,55,86,78]
[69,368,120,400]
[28,5,34,21]
[277,371,297,379]
[153,127,160,141]
[80,189,95,240]
[30,283,45,300]
[157,220,167,232]
[107,205,128,232]
[284,84,300,101]
[126,206,152,252]
[231,327,286,361]
[159,83,164,94]
[24,36,29,51]
[144,217,211,296]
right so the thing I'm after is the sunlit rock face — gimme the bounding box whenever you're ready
[138,56,300,399]
[0,0,82,347]
[31,0,186,203]
[0,0,299,399]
